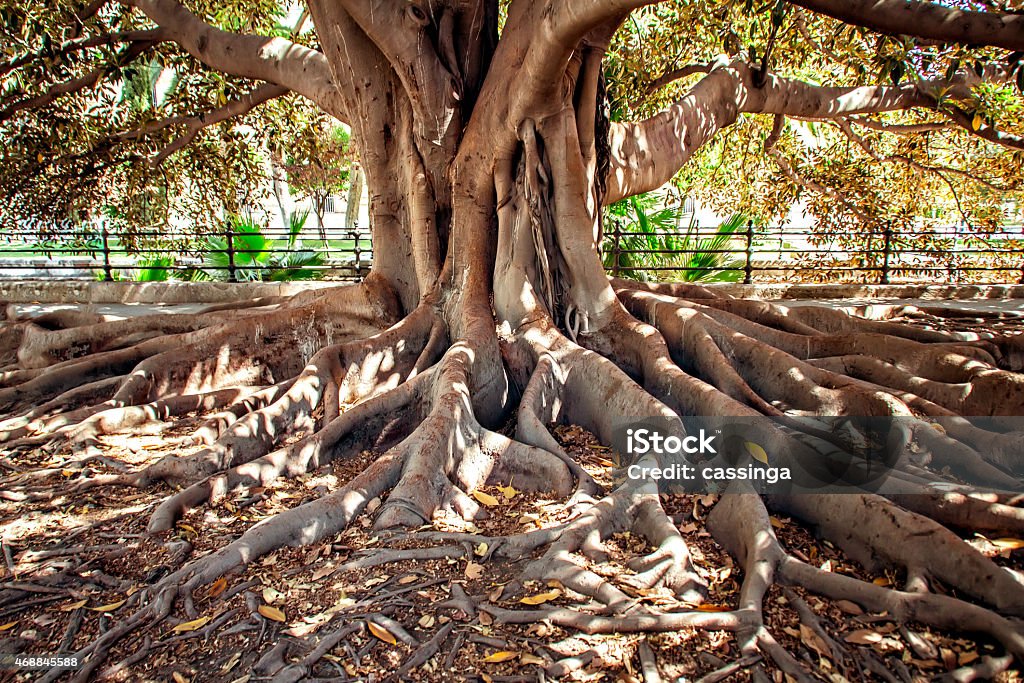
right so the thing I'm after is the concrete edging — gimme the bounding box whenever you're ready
[1,279,1024,304]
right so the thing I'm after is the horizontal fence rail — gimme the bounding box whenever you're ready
[3,219,1024,285]
[602,221,1024,285]
[0,220,372,282]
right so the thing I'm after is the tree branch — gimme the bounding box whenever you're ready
[0,29,164,78]
[849,117,951,134]
[147,83,289,165]
[632,63,711,108]
[0,39,160,123]
[834,117,1016,192]
[121,0,345,121]
[764,114,876,223]
[605,58,1020,203]
[789,0,1024,51]
[606,59,938,203]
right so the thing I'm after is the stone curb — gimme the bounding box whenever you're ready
[1,279,1023,304]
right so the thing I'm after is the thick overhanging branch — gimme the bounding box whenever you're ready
[121,0,345,121]
[790,0,1024,51]
[605,59,1016,204]
[146,83,290,165]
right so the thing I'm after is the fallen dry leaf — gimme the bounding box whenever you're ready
[834,600,863,615]
[311,565,334,581]
[844,629,883,645]
[60,600,88,611]
[90,599,127,612]
[471,490,500,507]
[481,651,519,663]
[695,604,731,612]
[465,562,484,579]
[418,615,435,628]
[0,622,16,631]
[520,589,560,605]
[367,621,397,645]
[257,605,286,623]
[799,624,832,659]
[171,616,212,633]
[208,577,228,598]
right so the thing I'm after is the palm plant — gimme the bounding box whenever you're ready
[603,193,746,282]
[187,212,325,281]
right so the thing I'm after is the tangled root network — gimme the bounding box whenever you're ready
[3,278,1024,682]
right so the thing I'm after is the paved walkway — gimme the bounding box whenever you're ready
[6,297,1023,322]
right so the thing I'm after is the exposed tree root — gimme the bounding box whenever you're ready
[4,281,1024,681]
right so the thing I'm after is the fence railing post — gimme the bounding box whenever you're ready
[1019,239,1024,285]
[743,220,755,284]
[611,219,621,277]
[880,221,893,285]
[101,222,113,282]
[226,228,237,283]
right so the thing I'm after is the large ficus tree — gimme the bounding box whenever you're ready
[4,0,1024,679]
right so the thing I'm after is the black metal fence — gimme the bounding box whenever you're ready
[4,219,1024,284]
[0,220,372,282]
[603,221,1024,285]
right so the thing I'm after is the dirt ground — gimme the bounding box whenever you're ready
[0,307,1023,682]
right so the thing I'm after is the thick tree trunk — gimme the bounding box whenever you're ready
[4,1,1024,680]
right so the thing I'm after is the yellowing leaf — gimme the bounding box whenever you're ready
[972,113,983,131]
[171,616,212,633]
[872,577,892,587]
[367,621,397,645]
[498,485,518,500]
[745,441,769,465]
[992,538,1024,550]
[519,589,560,605]
[0,622,16,631]
[172,673,189,683]
[60,600,88,611]
[208,577,228,598]
[472,490,500,507]
[474,543,489,557]
[91,599,126,612]
[262,587,283,604]
[482,651,519,663]
[696,603,731,612]
[465,562,484,580]
[844,629,883,645]
[258,605,286,623]
[36,152,44,163]
[769,516,785,529]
